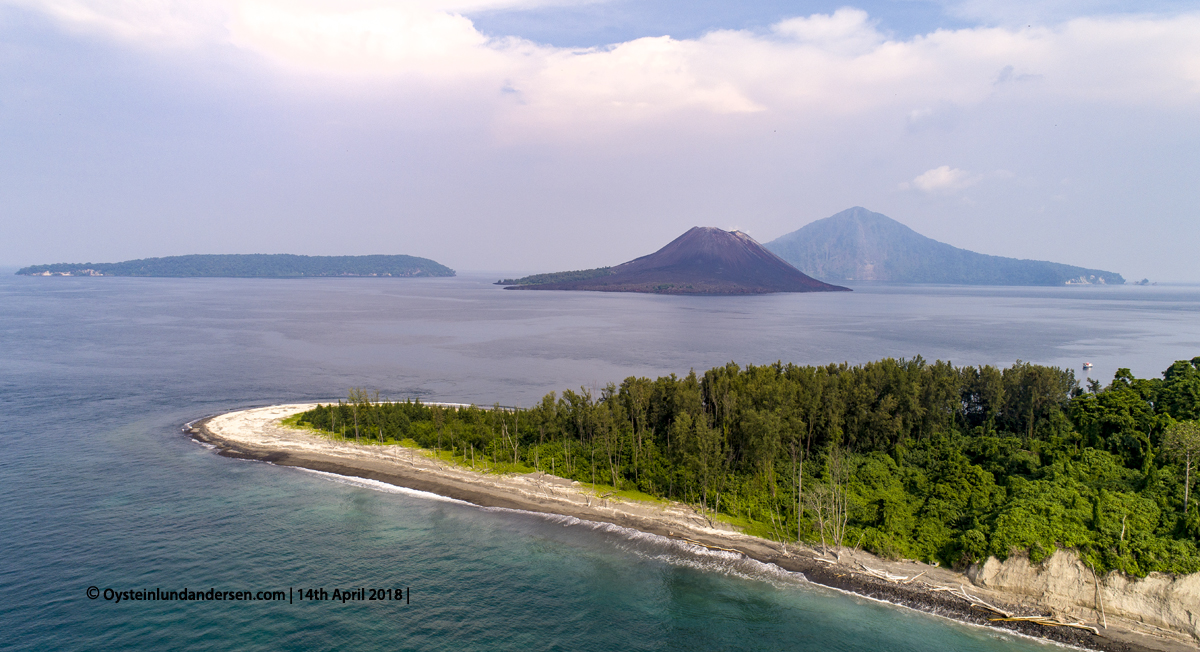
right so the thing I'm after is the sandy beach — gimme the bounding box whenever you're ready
[191,404,1194,652]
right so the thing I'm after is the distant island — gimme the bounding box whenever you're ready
[765,207,1124,286]
[498,267,614,287]
[498,227,849,294]
[16,254,455,278]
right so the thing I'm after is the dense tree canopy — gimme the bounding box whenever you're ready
[297,356,1200,576]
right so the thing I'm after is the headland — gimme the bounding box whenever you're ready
[191,405,1195,652]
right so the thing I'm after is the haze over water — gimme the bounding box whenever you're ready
[3,274,1198,651]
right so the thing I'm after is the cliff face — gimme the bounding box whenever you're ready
[765,207,1124,286]
[969,550,1200,642]
[509,226,850,294]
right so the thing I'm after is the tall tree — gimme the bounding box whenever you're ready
[1163,420,1200,514]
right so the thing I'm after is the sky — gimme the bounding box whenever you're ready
[0,0,1197,279]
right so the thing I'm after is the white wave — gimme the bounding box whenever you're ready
[802,579,1085,651]
[479,505,809,588]
[183,418,219,452]
[290,467,472,506]
[243,462,1083,646]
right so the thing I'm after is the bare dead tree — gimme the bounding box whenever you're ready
[804,484,832,554]
[803,445,852,554]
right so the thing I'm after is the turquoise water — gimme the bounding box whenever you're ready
[3,275,1198,650]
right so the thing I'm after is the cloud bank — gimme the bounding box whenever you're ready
[10,1,1199,126]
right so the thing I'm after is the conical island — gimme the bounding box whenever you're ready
[765,207,1123,285]
[499,227,850,294]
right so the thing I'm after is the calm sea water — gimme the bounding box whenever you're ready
[2,274,1198,651]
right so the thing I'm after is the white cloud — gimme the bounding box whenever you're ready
[5,1,1200,131]
[504,34,766,130]
[3,0,225,43]
[903,166,983,193]
[0,0,599,49]
[772,8,883,55]
[226,1,501,76]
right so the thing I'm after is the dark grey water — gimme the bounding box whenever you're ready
[2,274,1197,651]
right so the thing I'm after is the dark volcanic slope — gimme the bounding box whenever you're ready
[765,207,1123,286]
[508,227,849,294]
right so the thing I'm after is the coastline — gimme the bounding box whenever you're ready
[189,404,1191,652]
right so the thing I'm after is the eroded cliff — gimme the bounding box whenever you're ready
[969,550,1200,643]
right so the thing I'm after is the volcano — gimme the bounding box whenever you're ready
[501,227,850,294]
[764,207,1124,286]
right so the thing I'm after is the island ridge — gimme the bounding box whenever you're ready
[17,253,455,278]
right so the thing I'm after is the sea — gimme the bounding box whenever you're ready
[2,273,1198,651]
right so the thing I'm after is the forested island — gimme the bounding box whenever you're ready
[295,357,1200,577]
[16,254,454,278]
[498,267,614,286]
[765,207,1125,286]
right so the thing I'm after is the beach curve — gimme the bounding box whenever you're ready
[189,404,1191,652]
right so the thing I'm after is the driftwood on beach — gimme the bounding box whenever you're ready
[857,563,1102,636]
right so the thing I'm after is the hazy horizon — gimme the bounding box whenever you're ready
[2,1,1196,281]
[4,211,1175,283]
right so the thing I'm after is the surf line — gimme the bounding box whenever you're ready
[286,462,813,589]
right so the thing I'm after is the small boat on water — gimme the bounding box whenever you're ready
[1083,362,1094,370]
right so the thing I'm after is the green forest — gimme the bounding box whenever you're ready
[294,357,1200,576]
[495,267,614,286]
[16,254,455,278]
